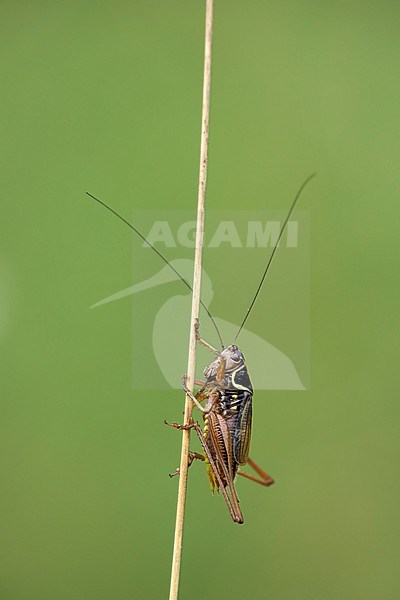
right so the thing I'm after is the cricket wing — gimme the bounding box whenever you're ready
[207,411,244,523]
[233,392,253,466]
[207,411,230,485]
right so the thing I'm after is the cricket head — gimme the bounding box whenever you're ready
[221,344,246,372]
[204,344,246,380]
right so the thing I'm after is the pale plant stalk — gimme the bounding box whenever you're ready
[168,1,214,599]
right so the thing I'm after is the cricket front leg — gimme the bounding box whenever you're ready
[237,456,275,486]
[181,374,209,413]
[194,319,220,355]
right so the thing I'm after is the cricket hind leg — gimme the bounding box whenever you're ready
[237,457,275,486]
[165,419,244,524]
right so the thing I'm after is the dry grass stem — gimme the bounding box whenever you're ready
[168,1,214,599]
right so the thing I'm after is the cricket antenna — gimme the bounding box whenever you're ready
[234,173,316,342]
[86,191,225,350]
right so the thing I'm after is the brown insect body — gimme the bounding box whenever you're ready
[180,340,273,524]
[201,345,253,494]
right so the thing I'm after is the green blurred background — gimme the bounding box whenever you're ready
[1,1,399,598]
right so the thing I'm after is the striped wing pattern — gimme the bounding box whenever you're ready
[233,392,253,466]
